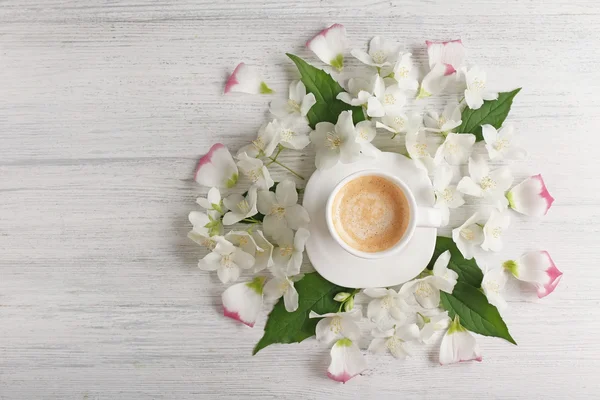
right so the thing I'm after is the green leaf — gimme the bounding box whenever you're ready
[253,272,350,355]
[440,281,517,345]
[458,88,521,141]
[427,236,483,288]
[286,53,365,128]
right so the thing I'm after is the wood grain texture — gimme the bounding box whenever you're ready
[1,1,600,398]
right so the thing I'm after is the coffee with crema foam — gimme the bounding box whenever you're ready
[331,175,410,253]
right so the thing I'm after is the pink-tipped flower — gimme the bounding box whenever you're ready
[306,24,349,71]
[194,143,239,189]
[327,338,367,383]
[222,276,266,327]
[439,315,482,365]
[504,251,563,298]
[426,39,466,74]
[418,39,465,99]
[224,63,273,95]
[507,174,555,217]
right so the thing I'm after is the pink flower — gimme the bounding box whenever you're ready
[194,143,238,189]
[221,277,266,327]
[306,24,349,71]
[327,338,367,383]
[224,63,273,95]
[418,39,466,98]
[507,174,555,217]
[426,39,466,75]
[504,251,563,298]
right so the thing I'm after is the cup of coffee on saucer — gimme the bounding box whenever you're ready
[325,170,443,259]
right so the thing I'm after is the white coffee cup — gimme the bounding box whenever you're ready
[325,169,442,259]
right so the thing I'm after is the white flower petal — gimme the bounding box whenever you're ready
[482,124,498,145]
[222,188,258,225]
[232,247,256,270]
[381,85,407,116]
[433,164,454,192]
[418,311,450,344]
[488,167,514,194]
[194,143,239,189]
[225,230,260,255]
[188,211,210,236]
[217,264,239,284]
[310,121,335,147]
[315,148,340,170]
[263,276,287,302]
[197,251,221,271]
[465,88,484,110]
[386,336,410,359]
[452,213,484,260]
[328,339,367,383]
[269,99,292,120]
[363,287,389,298]
[222,277,265,327]
[257,190,277,216]
[301,93,317,116]
[237,152,274,190]
[314,317,342,345]
[418,63,450,98]
[481,210,510,252]
[284,204,309,230]
[196,197,213,210]
[252,230,274,272]
[283,281,299,312]
[355,120,376,143]
[433,250,456,276]
[339,140,362,164]
[213,236,236,255]
[289,80,306,104]
[435,133,475,166]
[293,227,311,252]
[441,102,462,132]
[481,268,509,311]
[263,215,290,241]
[188,230,216,249]
[457,177,483,197]
[414,278,441,309]
[367,97,385,118]
[278,116,311,150]
[439,317,482,365]
[287,252,303,277]
[368,337,388,354]
[350,48,375,66]
[335,110,356,137]
[468,156,490,183]
[276,179,298,207]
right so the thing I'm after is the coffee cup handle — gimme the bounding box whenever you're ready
[416,207,443,228]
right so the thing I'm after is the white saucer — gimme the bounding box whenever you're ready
[303,151,437,288]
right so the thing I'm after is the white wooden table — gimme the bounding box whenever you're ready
[1,1,599,398]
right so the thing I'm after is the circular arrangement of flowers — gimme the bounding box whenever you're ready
[188,24,562,383]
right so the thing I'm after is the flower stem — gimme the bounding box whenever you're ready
[242,217,262,224]
[265,146,284,166]
[267,158,305,180]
